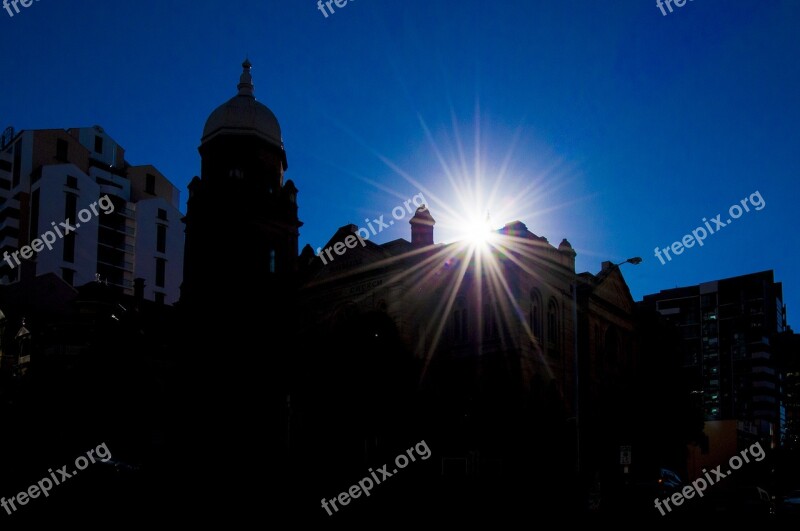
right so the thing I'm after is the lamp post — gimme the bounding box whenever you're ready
[573,256,641,490]
[614,257,643,267]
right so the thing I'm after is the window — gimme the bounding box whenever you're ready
[157,208,167,221]
[63,233,75,263]
[530,289,543,340]
[30,188,40,242]
[547,299,559,349]
[12,141,21,188]
[65,192,77,221]
[66,176,78,189]
[56,139,68,162]
[145,173,156,195]
[156,224,166,253]
[155,258,165,287]
[269,249,276,273]
[154,292,165,305]
[61,268,74,286]
[94,135,103,154]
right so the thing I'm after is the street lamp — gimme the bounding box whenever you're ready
[614,257,643,267]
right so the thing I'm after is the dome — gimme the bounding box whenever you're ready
[201,60,283,149]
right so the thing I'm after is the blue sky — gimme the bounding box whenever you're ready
[1,0,798,318]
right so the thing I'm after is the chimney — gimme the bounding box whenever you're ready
[409,205,435,247]
[558,238,577,272]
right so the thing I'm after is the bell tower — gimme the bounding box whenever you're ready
[181,60,302,310]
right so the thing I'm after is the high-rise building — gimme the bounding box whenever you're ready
[0,125,183,304]
[641,270,787,448]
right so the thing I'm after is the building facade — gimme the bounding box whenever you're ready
[173,60,644,518]
[642,271,787,452]
[0,125,183,303]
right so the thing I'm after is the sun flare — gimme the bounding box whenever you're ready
[461,212,495,247]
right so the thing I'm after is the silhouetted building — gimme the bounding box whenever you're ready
[174,60,302,525]
[642,271,787,453]
[180,59,301,314]
[0,125,184,303]
[775,329,800,449]
[296,212,640,517]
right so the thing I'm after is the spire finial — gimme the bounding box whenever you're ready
[238,58,254,97]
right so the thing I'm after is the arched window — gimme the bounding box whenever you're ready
[529,288,543,340]
[547,299,559,350]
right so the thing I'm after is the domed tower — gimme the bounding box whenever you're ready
[181,60,302,308]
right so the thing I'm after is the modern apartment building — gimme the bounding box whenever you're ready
[0,125,183,304]
[641,271,787,448]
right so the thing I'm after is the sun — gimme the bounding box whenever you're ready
[461,212,495,247]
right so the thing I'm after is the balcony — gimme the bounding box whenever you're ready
[97,258,134,272]
[98,240,135,254]
[99,221,135,236]
[0,217,19,232]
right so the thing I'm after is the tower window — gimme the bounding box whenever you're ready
[269,249,276,273]
[94,135,103,154]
